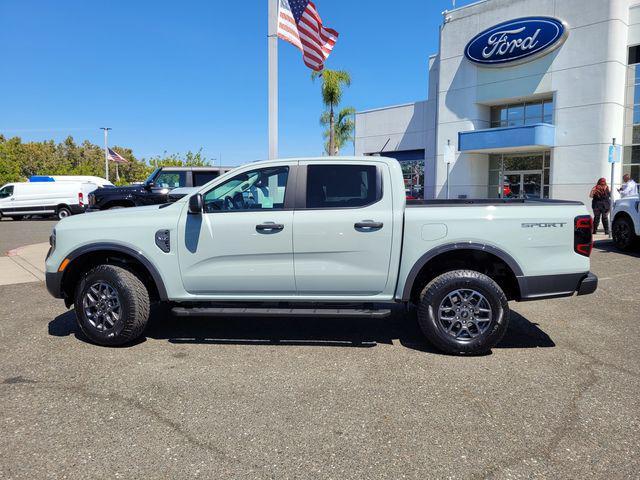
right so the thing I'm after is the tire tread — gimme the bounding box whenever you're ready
[75,265,150,346]
[417,270,509,355]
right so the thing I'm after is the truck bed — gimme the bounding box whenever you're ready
[407,198,584,207]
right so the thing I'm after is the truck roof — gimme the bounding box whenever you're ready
[158,166,233,172]
[246,155,399,168]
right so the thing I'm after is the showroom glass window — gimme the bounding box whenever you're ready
[624,45,640,181]
[306,165,378,208]
[203,166,289,212]
[490,99,554,128]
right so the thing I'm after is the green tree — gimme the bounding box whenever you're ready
[311,69,351,156]
[148,149,211,168]
[0,134,213,186]
[320,107,355,155]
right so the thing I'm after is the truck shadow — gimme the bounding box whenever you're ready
[48,307,554,354]
[593,239,640,257]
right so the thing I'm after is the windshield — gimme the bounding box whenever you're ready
[143,168,161,185]
[0,185,14,199]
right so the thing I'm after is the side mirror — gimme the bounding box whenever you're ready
[188,193,203,214]
[144,181,155,190]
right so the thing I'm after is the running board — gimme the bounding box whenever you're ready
[171,307,392,319]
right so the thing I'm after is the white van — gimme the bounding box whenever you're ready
[0,181,98,220]
[28,175,114,188]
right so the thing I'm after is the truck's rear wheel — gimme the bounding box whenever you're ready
[74,265,150,346]
[417,270,509,355]
[57,206,71,220]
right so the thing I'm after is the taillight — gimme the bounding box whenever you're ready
[78,192,84,207]
[574,215,593,257]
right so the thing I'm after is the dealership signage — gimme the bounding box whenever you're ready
[465,17,568,67]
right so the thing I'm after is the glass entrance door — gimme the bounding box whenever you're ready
[522,172,542,198]
[489,151,550,199]
[502,171,543,199]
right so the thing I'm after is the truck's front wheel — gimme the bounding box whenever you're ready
[417,270,509,355]
[612,216,637,250]
[74,265,150,346]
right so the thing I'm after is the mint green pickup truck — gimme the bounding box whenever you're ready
[45,157,597,354]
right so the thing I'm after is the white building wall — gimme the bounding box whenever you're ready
[354,101,430,155]
[354,0,635,205]
[436,0,630,204]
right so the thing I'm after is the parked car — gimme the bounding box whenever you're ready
[87,166,232,211]
[0,181,97,220]
[611,195,640,250]
[46,156,597,354]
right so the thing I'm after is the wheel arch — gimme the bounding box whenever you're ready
[60,243,168,305]
[401,243,523,303]
[613,210,634,224]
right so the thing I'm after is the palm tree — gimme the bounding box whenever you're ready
[311,69,351,155]
[320,107,355,155]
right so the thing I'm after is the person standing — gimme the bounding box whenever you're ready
[618,173,638,198]
[590,178,611,235]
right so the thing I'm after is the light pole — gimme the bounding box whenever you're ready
[100,127,112,181]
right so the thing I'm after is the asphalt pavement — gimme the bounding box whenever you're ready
[0,217,56,254]
[0,227,638,479]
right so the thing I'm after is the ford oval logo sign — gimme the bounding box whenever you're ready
[465,17,568,67]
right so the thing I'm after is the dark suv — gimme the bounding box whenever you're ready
[87,166,232,210]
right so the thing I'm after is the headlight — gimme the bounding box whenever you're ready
[47,229,56,259]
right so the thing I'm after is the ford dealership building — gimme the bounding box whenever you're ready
[355,0,640,206]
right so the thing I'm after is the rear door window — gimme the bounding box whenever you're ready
[306,165,379,208]
[193,171,219,186]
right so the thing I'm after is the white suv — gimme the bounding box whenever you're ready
[612,196,640,250]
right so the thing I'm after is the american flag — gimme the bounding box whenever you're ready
[277,0,338,71]
[107,147,128,164]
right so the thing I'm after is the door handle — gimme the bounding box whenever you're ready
[354,221,383,231]
[256,222,284,233]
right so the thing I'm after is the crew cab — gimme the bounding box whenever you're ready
[87,166,232,210]
[45,157,597,354]
[611,195,640,250]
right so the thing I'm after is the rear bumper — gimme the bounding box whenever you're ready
[70,205,86,215]
[518,272,597,301]
[576,272,598,296]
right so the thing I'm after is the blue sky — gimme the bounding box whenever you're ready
[0,0,475,166]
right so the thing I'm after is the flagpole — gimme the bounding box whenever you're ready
[100,127,112,181]
[268,0,278,159]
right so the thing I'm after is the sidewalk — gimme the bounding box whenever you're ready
[0,243,49,286]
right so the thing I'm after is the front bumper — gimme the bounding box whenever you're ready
[518,271,598,301]
[46,271,64,299]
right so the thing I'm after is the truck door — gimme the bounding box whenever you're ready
[177,162,296,296]
[293,161,394,296]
